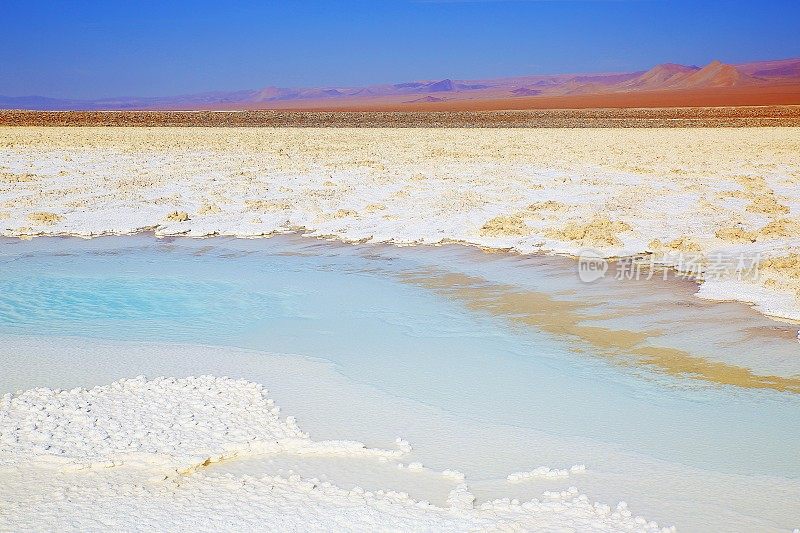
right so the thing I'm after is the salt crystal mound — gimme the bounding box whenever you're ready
[0,376,672,532]
[0,375,408,471]
[1,127,799,322]
[507,464,587,482]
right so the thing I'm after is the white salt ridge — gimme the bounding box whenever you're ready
[507,464,587,482]
[0,376,671,532]
[695,276,800,322]
[396,461,466,482]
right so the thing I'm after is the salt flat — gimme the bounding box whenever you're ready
[2,126,799,320]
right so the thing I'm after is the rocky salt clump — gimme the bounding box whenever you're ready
[27,211,62,225]
[546,217,632,248]
[0,376,671,532]
[479,214,530,237]
[165,211,190,222]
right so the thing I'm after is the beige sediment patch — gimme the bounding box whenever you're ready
[717,191,750,201]
[726,176,791,215]
[197,203,222,215]
[27,212,62,225]
[525,200,568,213]
[433,189,488,214]
[546,217,632,248]
[758,218,800,240]
[347,159,386,171]
[746,194,790,215]
[523,200,570,221]
[115,176,161,191]
[165,211,189,222]
[480,214,530,237]
[365,203,387,213]
[665,236,702,252]
[715,226,757,244]
[333,209,358,219]
[245,200,291,212]
[153,196,181,206]
[400,269,800,393]
[0,172,36,183]
[759,254,800,298]
[307,188,337,200]
[734,175,771,193]
[0,211,10,220]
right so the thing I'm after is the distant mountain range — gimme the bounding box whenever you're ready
[3,57,800,111]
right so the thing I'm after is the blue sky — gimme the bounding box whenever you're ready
[1,0,798,99]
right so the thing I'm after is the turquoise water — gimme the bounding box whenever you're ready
[0,235,798,484]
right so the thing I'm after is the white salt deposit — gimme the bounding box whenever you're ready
[507,464,587,482]
[0,376,407,471]
[1,127,799,321]
[0,376,672,532]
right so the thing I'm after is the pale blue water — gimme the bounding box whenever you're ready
[0,235,798,483]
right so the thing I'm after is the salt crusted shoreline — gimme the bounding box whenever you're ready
[1,127,799,322]
[0,376,672,532]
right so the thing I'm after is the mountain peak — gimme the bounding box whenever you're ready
[424,79,455,92]
[683,61,753,88]
[650,63,698,74]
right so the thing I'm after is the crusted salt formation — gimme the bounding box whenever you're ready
[166,211,190,222]
[0,376,671,532]
[758,218,800,240]
[0,376,409,471]
[27,211,62,225]
[245,199,291,212]
[0,171,36,182]
[664,236,703,252]
[759,253,800,298]
[479,214,530,237]
[715,226,757,244]
[1,127,799,319]
[197,203,222,215]
[546,217,632,248]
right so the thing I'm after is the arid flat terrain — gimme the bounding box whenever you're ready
[2,105,800,128]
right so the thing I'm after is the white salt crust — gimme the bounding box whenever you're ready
[1,127,799,322]
[0,376,672,532]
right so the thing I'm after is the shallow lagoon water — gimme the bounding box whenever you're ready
[1,235,799,531]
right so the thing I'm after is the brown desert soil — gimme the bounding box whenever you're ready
[2,105,800,128]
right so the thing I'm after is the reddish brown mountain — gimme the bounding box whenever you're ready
[3,57,799,111]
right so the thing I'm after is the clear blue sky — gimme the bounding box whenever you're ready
[2,0,798,99]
